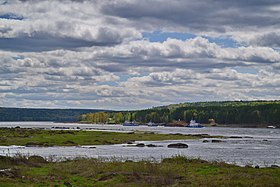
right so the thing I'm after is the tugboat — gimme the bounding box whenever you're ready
[123,120,139,126]
[186,120,204,128]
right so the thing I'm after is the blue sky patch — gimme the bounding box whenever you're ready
[0,13,23,20]
[206,36,239,48]
[233,67,258,74]
[142,31,196,42]
[142,31,239,48]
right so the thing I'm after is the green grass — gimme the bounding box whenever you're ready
[0,155,279,187]
[0,128,203,146]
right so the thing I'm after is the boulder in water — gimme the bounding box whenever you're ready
[167,143,188,148]
[146,144,159,147]
[126,140,135,144]
[211,139,223,143]
[136,143,145,147]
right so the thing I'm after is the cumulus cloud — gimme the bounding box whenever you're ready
[101,0,280,46]
[249,32,280,47]
[0,0,141,51]
[0,0,279,109]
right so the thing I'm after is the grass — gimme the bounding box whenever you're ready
[0,127,206,146]
[0,155,279,187]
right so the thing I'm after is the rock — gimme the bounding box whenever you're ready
[167,143,188,148]
[271,165,279,168]
[136,143,145,147]
[172,133,183,136]
[211,139,223,143]
[0,168,19,178]
[229,136,243,139]
[28,155,47,163]
[97,173,117,181]
[146,144,157,147]
[243,136,253,139]
[25,142,42,147]
[200,134,211,138]
[126,140,135,144]
[63,181,72,187]
[15,126,20,129]
[202,140,210,143]
[146,144,163,147]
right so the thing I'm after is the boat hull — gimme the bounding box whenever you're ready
[186,125,204,128]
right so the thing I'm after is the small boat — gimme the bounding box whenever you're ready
[186,120,204,128]
[147,121,158,126]
[267,125,276,129]
[123,120,139,126]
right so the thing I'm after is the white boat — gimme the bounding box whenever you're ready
[267,125,276,129]
[123,120,139,126]
[186,120,204,128]
[147,121,158,126]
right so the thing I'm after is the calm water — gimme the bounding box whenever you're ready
[0,122,279,167]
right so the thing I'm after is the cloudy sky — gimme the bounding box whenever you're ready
[1,0,280,110]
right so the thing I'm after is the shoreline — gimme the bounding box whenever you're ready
[0,155,279,186]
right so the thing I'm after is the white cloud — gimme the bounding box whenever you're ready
[0,0,279,109]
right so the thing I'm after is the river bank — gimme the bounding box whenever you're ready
[0,155,279,187]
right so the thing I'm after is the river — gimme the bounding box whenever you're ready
[0,122,279,167]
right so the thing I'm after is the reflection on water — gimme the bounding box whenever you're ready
[0,122,279,167]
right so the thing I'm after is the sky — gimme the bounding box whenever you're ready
[0,0,280,110]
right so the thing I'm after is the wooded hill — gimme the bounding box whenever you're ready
[1,101,279,126]
[80,101,280,126]
[0,107,109,122]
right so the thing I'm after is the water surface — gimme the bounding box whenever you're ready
[0,122,279,167]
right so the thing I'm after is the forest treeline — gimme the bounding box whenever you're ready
[0,108,109,122]
[80,101,280,125]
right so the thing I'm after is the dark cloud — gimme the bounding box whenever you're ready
[0,32,120,52]
[251,33,280,47]
[101,0,280,31]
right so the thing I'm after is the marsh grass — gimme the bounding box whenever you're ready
[0,155,279,186]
